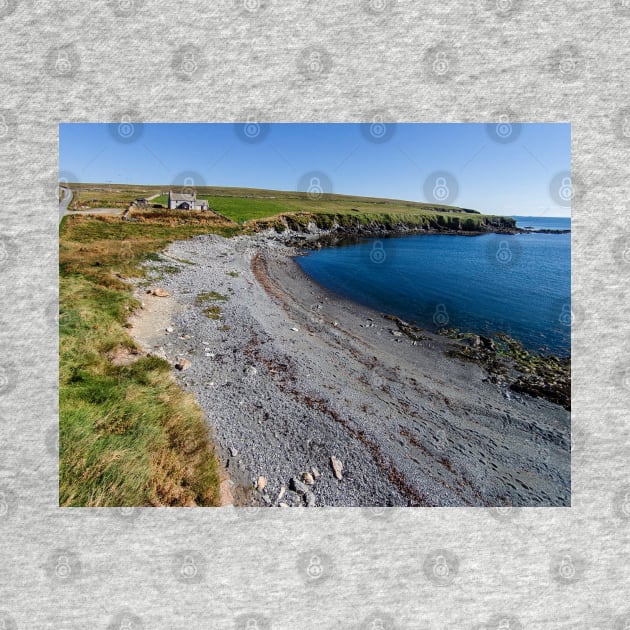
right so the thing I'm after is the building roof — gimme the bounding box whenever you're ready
[169,191,197,202]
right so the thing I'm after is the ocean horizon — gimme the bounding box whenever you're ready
[512,215,571,231]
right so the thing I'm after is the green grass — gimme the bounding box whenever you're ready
[67,185,161,210]
[202,196,300,222]
[59,210,240,506]
[195,291,229,320]
[194,189,479,225]
[194,190,513,231]
[195,291,229,304]
[202,305,223,320]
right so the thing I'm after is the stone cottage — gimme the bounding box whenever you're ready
[168,191,208,211]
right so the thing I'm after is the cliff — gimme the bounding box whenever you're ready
[252,211,518,242]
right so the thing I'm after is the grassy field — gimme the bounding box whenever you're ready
[59,210,240,506]
[59,184,514,506]
[67,184,159,210]
[65,183,514,230]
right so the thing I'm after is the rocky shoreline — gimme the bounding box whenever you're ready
[129,229,571,508]
[245,216,570,257]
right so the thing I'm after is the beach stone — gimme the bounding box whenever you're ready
[284,490,302,506]
[304,491,316,507]
[165,326,174,333]
[330,456,344,480]
[151,288,170,297]
[175,358,191,371]
[245,365,257,376]
[302,472,315,485]
[290,477,309,494]
[392,330,403,337]
[256,476,267,492]
[229,447,238,457]
[311,467,321,480]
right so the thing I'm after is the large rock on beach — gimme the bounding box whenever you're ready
[149,288,170,297]
[330,456,344,480]
[290,477,309,495]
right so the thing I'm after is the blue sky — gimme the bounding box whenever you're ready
[59,122,571,217]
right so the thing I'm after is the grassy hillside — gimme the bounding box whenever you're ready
[68,184,160,210]
[66,183,516,231]
[59,211,240,506]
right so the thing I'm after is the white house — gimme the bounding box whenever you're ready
[168,191,208,211]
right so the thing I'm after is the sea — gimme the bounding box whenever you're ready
[295,216,571,356]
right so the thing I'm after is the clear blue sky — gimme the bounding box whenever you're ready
[59,122,571,217]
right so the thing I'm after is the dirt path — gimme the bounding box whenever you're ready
[127,287,236,506]
[128,290,180,354]
[58,187,72,224]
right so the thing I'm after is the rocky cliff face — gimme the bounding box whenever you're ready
[254,211,518,243]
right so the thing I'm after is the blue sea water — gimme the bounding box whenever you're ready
[296,216,571,355]
[512,215,571,231]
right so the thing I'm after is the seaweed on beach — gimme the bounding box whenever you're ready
[442,329,570,410]
[384,314,429,342]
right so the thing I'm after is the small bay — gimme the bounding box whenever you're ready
[296,216,571,356]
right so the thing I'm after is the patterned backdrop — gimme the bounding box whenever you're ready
[0,1,628,628]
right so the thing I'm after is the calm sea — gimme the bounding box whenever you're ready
[296,216,571,355]
[512,215,570,231]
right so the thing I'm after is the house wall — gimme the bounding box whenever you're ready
[168,195,205,210]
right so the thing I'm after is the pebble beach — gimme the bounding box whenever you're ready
[129,230,571,507]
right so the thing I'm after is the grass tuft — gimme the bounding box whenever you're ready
[195,291,229,304]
